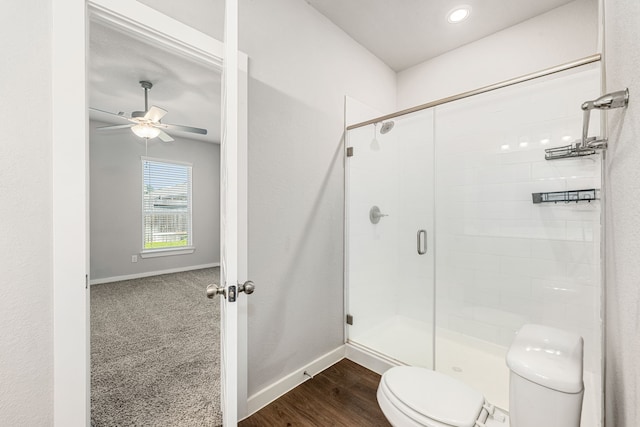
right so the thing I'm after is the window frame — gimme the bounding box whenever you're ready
[140,156,195,258]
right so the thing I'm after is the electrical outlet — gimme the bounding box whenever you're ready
[131,255,138,263]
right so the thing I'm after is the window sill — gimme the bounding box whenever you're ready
[140,246,195,259]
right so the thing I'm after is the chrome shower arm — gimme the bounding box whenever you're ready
[580,88,629,146]
[582,89,630,110]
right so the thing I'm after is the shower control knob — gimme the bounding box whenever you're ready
[239,280,255,295]
[369,206,388,224]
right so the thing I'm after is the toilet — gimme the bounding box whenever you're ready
[377,324,584,427]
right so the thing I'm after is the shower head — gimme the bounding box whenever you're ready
[577,88,630,150]
[380,121,395,134]
[581,88,629,111]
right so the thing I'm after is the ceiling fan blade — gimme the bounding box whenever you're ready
[96,124,134,131]
[157,130,174,142]
[89,107,132,121]
[144,105,168,122]
[159,123,208,135]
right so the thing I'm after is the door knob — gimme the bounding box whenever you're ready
[206,281,255,299]
[206,283,226,299]
[239,280,255,295]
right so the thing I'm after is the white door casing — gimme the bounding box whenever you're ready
[52,0,249,424]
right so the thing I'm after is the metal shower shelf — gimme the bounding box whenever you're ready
[532,189,599,204]
[545,145,597,160]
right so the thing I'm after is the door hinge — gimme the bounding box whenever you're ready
[346,314,354,325]
[85,274,89,289]
[346,147,354,157]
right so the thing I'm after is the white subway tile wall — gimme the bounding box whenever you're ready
[435,65,602,377]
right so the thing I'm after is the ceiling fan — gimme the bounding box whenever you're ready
[90,80,207,142]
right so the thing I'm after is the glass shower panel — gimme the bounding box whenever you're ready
[434,64,602,420]
[347,109,435,368]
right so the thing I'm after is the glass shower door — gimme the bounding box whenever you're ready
[346,109,435,368]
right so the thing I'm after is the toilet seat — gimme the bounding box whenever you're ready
[377,366,488,427]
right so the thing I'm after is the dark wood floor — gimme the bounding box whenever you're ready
[239,359,391,427]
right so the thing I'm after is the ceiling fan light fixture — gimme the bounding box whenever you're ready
[447,5,471,23]
[132,123,161,139]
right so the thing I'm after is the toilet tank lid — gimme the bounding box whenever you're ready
[506,324,584,393]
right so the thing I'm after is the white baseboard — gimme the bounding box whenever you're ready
[90,262,220,285]
[345,341,400,375]
[245,345,346,418]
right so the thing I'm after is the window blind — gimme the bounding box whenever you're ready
[142,159,192,250]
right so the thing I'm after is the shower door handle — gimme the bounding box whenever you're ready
[417,230,427,255]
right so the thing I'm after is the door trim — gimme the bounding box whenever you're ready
[52,1,89,424]
[52,0,249,423]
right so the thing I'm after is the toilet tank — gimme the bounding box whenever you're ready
[506,324,584,427]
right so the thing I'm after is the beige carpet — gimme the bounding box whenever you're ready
[91,268,222,426]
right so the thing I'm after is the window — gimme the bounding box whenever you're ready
[142,158,193,253]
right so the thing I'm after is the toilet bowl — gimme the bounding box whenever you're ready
[376,324,584,427]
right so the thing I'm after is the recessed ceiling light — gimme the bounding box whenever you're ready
[447,6,471,24]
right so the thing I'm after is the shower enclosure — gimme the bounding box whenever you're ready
[345,61,603,425]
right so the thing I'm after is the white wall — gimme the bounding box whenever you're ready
[239,0,396,397]
[603,0,640,424]
[434,66,601,351]
[90,121,220,281]
[396,0,599,110]
[0,1,53,424]
[137,0,225,42]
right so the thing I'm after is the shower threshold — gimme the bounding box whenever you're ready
[349,316,509,409]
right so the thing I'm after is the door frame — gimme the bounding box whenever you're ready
[51,0,249,424]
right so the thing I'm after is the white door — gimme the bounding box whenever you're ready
[211,0,251,424]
